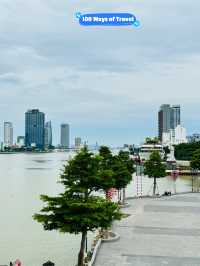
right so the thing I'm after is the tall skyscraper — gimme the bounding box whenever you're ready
[75,137,81,148]
[158,104,171,141]
[25,109,45,149]
[158,104,181,141]
[60,124,70,148]
[170,105,181,129]
[44,121,52,148]
[4,122,13,147]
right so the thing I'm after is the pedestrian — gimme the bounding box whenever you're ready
[14,259,22,266]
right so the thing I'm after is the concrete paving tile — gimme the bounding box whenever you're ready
[94,193,200,266]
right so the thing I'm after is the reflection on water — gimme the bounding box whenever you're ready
[0,152,191,266]
[32,160,53,163]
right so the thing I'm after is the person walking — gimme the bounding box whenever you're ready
[14,259,22,266]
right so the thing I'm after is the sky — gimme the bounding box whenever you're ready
[0,0,200,146]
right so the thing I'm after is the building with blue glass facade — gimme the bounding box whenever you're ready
[25,109,45,149]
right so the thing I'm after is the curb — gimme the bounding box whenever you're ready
[102,232,120,243]
[88,239,102,266]
[126,191,200,200]
[119,202,131,208]
[87,232,120,266]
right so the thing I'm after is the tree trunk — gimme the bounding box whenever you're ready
[117,190,120,202]
[119,189,122,202]
[153,177,157,196]
[122,188,126,205]
[192,176,194,192]
[78,231,87,266]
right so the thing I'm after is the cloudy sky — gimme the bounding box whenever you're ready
[0,0,200,146]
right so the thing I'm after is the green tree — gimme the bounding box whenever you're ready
[175,142,200,161]
[99,146,112,159]
[33,148,122,266]
[145,137,160,144]
[144,151,166,195]
[191,149,200,170]
[112,151,134,204]
[99,146,113,176]
[99,146,115,197]
[118,150,135,174]
[190,149,200,192]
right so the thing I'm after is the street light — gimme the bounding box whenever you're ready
[191,168,198,193]
[135,156,143,197]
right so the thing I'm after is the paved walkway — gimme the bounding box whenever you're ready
[94,193,200,266]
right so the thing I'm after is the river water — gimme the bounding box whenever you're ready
[0,152,191,266]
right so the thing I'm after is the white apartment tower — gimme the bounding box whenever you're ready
[4,122,13,147]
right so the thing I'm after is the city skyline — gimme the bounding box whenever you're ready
[0,104,197,147]
[1,109,74,148]
[0,1,200,145]
[0,104,198,147]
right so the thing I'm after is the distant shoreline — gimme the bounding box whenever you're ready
[0,151,54,154]
[0,150,78,154]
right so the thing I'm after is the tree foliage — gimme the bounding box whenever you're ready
[34,194,121,234]
[144,151,166,178]
[33,147,122,266]
[145,137,160,144]
[175,142,200,161]
[191,149,200,170]
[113,151,135,190]
[99,146,112,159]
[98,146,115,190]
[144,151,166,195]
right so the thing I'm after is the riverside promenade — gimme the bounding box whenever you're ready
[94,193,200,266]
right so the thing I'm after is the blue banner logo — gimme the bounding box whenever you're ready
[75,12,140,27]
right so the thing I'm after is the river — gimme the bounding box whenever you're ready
[0,152,191,266]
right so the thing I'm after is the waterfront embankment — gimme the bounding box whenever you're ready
[94,193,200,266]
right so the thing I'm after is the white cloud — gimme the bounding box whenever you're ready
[0,0,200,144]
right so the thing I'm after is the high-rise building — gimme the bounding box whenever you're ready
[158,104,181,141]
[25,109,45,149]
[187,133,200,143]
[60,124,70,148]
[4,122,13,147]
[44,121,52,148]
[162,125,187,146]
[158,104,171,141]
[75,137,81,148]
[170,105,181,129]
[17,136,25,147]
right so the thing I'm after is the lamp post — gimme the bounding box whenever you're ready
[135,156,143,197]
[191,168,198,193]
[153,161,158,196]
[192,168,194,192]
